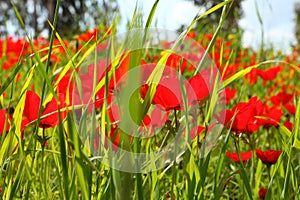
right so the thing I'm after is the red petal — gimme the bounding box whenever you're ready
[226,151,252,162]
[23,90,41,122]
[40,93,66,128]
[0,109,10,134]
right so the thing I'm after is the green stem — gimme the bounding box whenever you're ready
[267,165,271,181]
[248,134,255,189]
[171,108,179,199]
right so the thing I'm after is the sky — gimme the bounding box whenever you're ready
[117,0,299,53]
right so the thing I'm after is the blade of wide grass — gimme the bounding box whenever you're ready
[221,60,280,90]
[194,1,229,75]
[264,152,285,200]
[66,113,89,199]
[0,63,36,166]
[234,141,253,200]
[212,129,232,197]
[293,96,300,147]
[253,159,263,199]
[143,0,159,43]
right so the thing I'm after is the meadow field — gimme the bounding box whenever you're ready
[0,0,300,199]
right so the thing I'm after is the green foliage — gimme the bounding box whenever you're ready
[0,0,118,38]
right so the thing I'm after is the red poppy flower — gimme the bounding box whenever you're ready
[246,68,259,84]
[165,53,192,73]
[56,74,73,104]
[94,55,131,109]
[187,73,210,104]
[270,91,294,106]
[259,188,267,199]
[73,61,107,111]
[220,87,237,104]
[216,97,264,134]
[141,76,183,111]
[75,28,100,42]
[226,151,252,163]
[187,31,196,39]
[3,56,18,70]
[149,106,169,128]
[257,66,281,85]
[284,103,296,115]
[258,104,283,127]
[139,106,169,137]
[23,90,67,129]
[255,149,282,166]
[284,121,293,132]
[0,109,11,134]
[190,125,205,140]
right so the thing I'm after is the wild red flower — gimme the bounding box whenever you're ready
[141,76,183,111]
[246,68,259,84]
[257,66,282,85]
[187,31,196,39]
[259,188,267,199]
[0,109,11,134]
[220,87,237,104]
[190,125,205,140]
[283,103,296,115]
[258,104,283,127]
[187,72,210,104]
[141,106,169,129]
[284,121,293,132]
[226,151,252,163]
[216,97,264,134]
[149,106,169,128]
[23,90,67,129]
[55,75,74,104]
[3,56,18,70]
[75,28,100,42]
[255,149,282,166]
[270,91,294,106]
[139,106,169,137]
[94,54,132,109]
[166,54,188,73]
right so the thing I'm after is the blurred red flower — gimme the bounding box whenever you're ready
[255,149,282,166]
[270,91,293,106]
[141,76,182,111]
[187,72,210,104]
[225,151,252,163]
[219,87,237,104]
[216,96,264,134]
[23,90,67,129]
[284,121,293,132]
[3,56,18,70]
[259,188,267,199]
[0,109,11,134]
[283,103,296,115]
[190,125,205,140]
[258,104,283,127]
[257,66,282,85]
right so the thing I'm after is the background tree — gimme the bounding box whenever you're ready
[294,2,300,47]
[189,0,244,33]
[0,0,118,38]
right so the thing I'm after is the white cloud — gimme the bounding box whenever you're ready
[172,1,199,26]
[239,0,298,52]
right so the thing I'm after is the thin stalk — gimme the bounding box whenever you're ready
[171,108,179,199]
